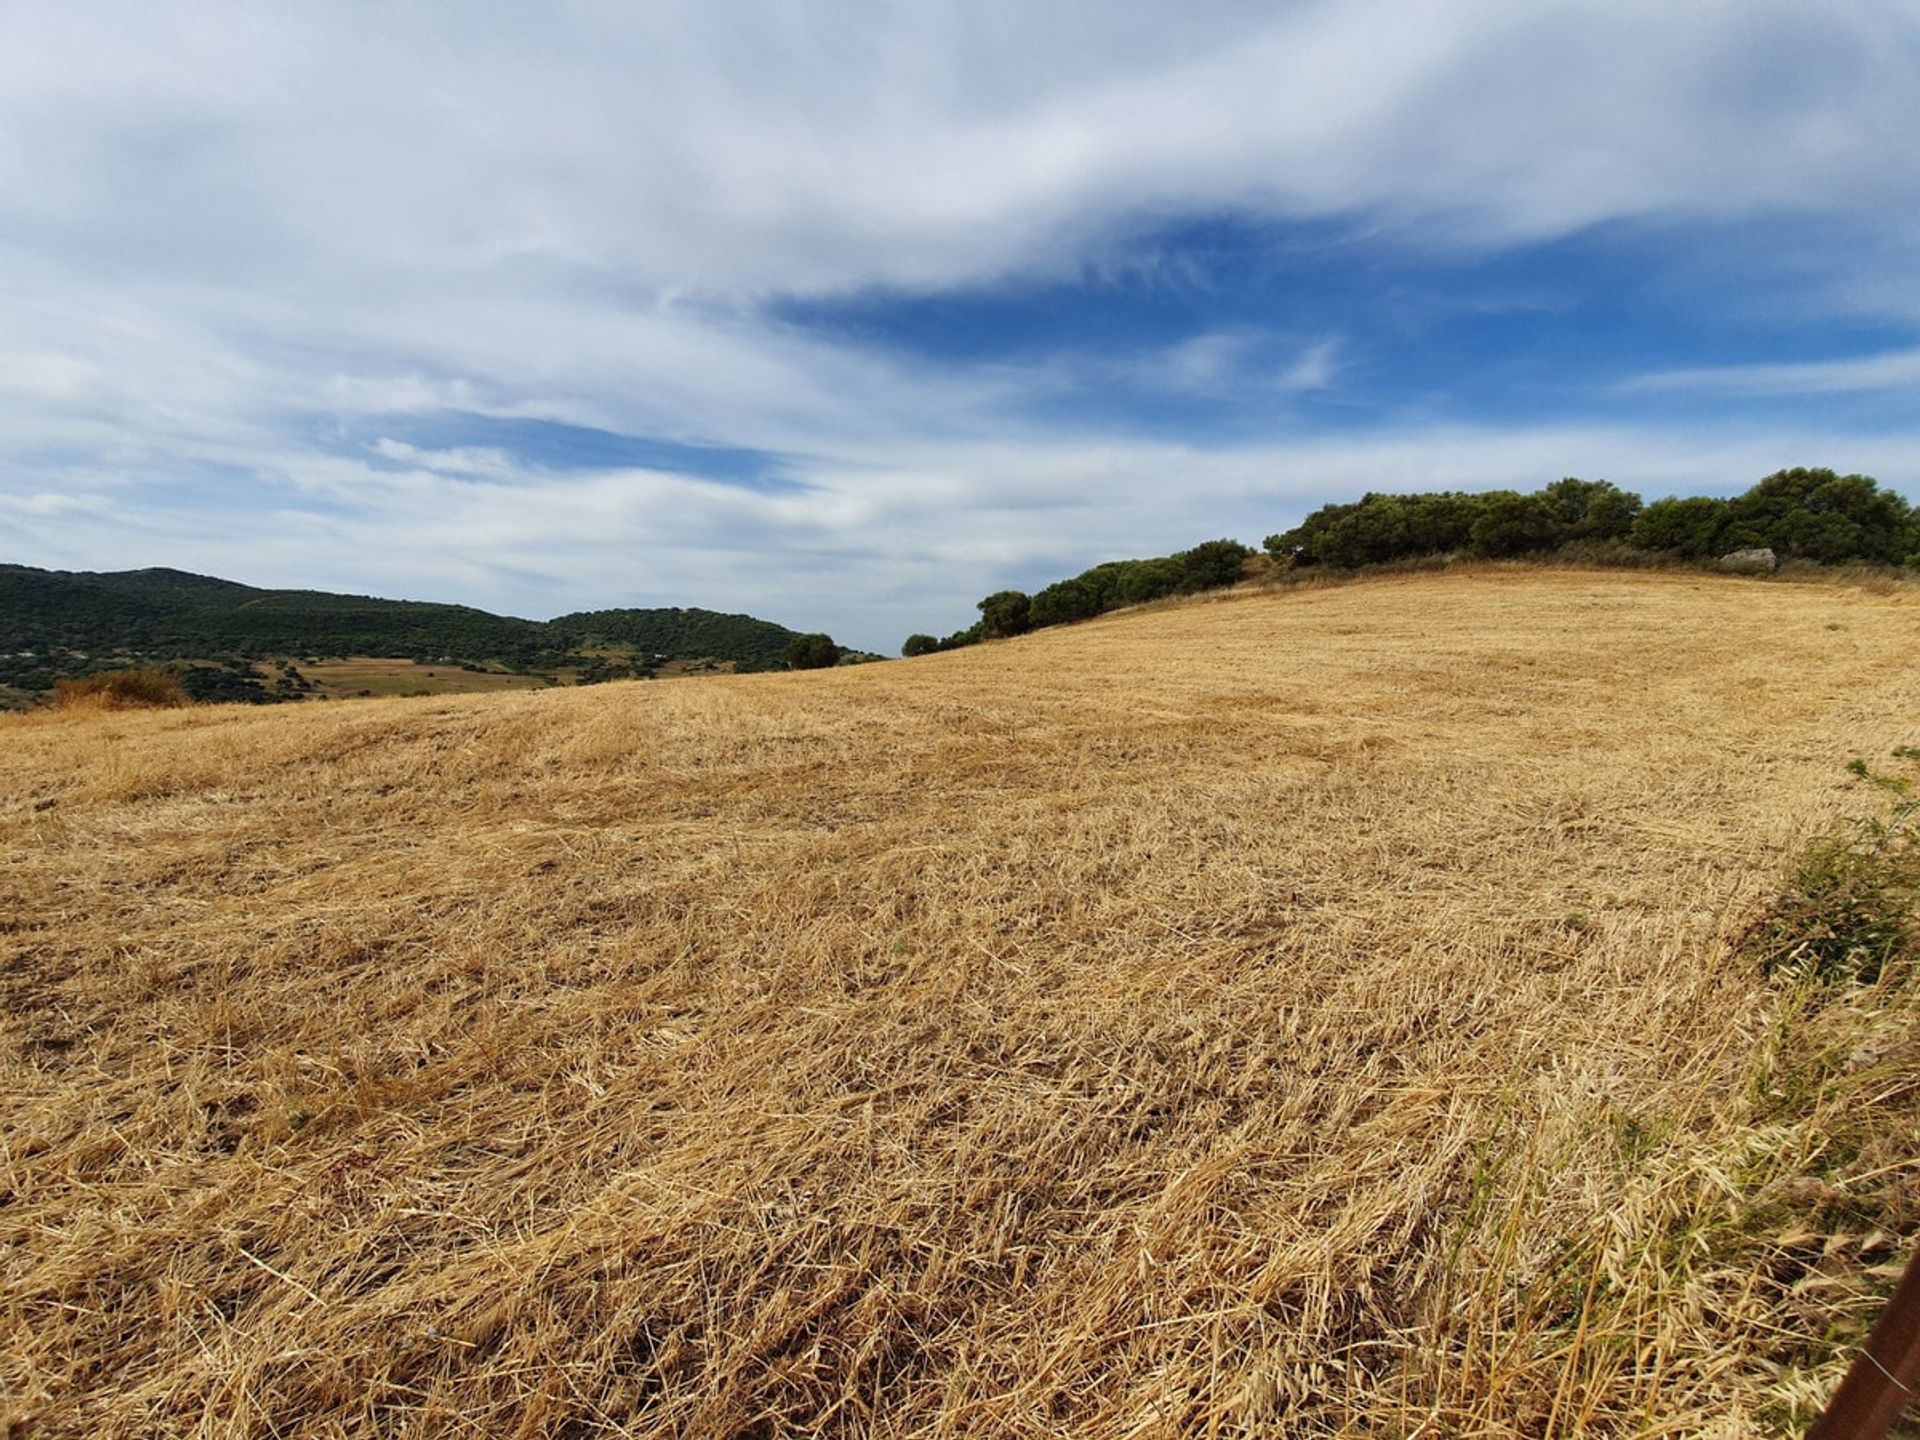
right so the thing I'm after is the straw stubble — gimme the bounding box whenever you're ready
[3,569,1917,1436]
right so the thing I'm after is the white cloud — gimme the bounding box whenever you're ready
[1624,349,1920,397]
[0,492,115,518]
[1,3,1918,650]
[1277,340,1343,394]
[369,439,521,480]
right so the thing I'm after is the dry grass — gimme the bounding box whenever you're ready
[50,668,189,712]
[3,568,1919,1438]
[295,658,554,700]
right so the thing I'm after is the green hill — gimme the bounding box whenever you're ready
[550,606,799,673]
[0,564,808,695]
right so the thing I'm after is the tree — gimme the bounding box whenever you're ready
[784,633,840,670]
[1723,468,1911,563]
[976,590,1032,639]
[1630,496,1730,558]
[1076,562,1138,611]
[1267,500,1361,566]
[1269,492,1486,568]
[1470,491,1560,557]
[935,622,984,651]
[1175,539,1255,591]
[1540,477,1642,540]
[1112,557,1185,605]
[901,633,938,657]
[1028,578,1101,628]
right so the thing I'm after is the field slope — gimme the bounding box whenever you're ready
[4,569,1919,1437]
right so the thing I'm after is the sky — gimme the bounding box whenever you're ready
[4,3,1920,652]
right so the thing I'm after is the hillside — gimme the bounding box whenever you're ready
[549,605,805,674]
[0,564,806,691]
[4,569,1919,1437]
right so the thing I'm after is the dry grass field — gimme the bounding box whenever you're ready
[4,568,1919,1438]
[293,658,554,700]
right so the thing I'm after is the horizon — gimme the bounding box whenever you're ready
[4,5,1920,652]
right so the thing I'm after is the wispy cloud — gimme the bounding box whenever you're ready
[1623,349,1920,397]
[369,440,523,481]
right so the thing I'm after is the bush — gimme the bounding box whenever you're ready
[901,634,938,658]
[784,633,841,670]
[53,668,189,710]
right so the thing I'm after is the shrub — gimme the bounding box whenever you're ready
[901,634,938,657]
[52,668,189,711]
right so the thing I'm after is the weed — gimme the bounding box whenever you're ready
[1749,755,1920,985]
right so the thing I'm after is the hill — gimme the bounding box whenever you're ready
[4,569,1919,1436]
[549,605,801,674]
[0,564,809,695]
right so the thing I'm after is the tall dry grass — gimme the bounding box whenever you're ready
[3,569,1918,1437]
[49,667,188,712]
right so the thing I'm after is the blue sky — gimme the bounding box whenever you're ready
[3,3,1920,651]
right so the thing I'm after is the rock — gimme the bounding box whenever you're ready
[1720,547,1778,574]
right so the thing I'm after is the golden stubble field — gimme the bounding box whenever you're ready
[4,568,1919,1438]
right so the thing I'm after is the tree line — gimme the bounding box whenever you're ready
[1268,468,1915,569]
[903,469,1917,657]
[901,539,1256,656]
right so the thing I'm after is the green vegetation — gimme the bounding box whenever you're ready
[0,566,552,663]
[1271,477,1644,566]
[902,468,1918,657]
[783,632,841,670]
[1750,751,1920,986]
[0,565,812,699]
[550,606,801,673]
[176,660,283,705]
[1268,469,1918,571]
[910,538,1255,656]
[975,590,1032,639]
